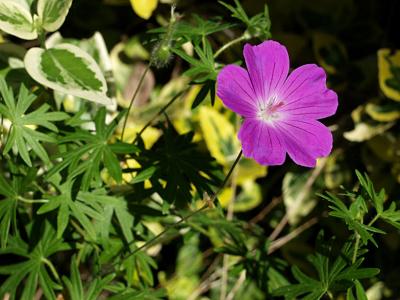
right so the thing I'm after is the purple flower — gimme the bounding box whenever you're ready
[217,40,338,167]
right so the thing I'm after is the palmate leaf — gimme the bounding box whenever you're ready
[63,255,115,300]
[320,192,385,246]
[172,38,217,83]
[0,76,68,166]
[272,241,379,300]
[219,0,271,40]
[133,121,222,207]
[0,173,18,248]
[0,220,70,299]
[148,14,233,45]
[176,14,233,38]
[0,167,37,248]
[78,191,134,246]
[355,170,400,229]
[37,180,104,240]
[47,107,137,190]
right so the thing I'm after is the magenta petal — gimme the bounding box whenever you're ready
[276,118,333,167]
[217,64,258,117]
[243,41,289,101]
[279,64,338,119]
[238,119,286,166]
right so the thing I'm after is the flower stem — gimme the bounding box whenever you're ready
[133,89,187,144]
[352,233,361,264]
[117,150,243,263]
[120,65,150,141]
[213,35,247,59]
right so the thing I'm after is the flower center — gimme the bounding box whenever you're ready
[257,95,284,123]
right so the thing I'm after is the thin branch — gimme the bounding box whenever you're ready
[249,197,282,225]
[269,214,288,241]
[226,270,246,300]
[220,118,241,300]
[120,65,150,140]
[268,217,318,254]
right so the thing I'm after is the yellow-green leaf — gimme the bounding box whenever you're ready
[198,106,240,166]
[343,122,394,142]
[378,48,400,101]
[366,102,400,122]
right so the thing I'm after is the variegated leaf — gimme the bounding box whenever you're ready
[37,0,73,32]
[24,44,113,105]
[0,0,37,40]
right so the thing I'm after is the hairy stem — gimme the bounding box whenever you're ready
[352,233,361,264]
[220,118,240,300]
[133,89,187,144]
[120,65,150,140]
[214,35,247,59]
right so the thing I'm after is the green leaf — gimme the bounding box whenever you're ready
[103,147,122,183]
[355,280,368,300]
[273,240,379,299]
[78,191,134,245]
[109,142,139,154]
[37,0,73,32]
[0,221,70,298]
[131,166,157,184]
[0,0,37,40]
[24,44,113,105]
[134,121,222,207]
[0,76,68,166]
[47,110,124,189]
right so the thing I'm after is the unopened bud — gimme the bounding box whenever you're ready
[150,4,178,68]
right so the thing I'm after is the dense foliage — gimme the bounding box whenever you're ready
[0,0,399,299]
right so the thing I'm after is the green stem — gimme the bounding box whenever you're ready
[213,35,247,59]
[367,214,380,227]
[133,89,187,144]
[352,233,361,264]
[117,150,243,263]
[18,196,49,204]
[42,258,60,281]
[0,114,3,146]
[120,65,150,141]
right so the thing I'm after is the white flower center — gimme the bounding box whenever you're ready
[257,95,284,123]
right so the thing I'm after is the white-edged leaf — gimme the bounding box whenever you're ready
[0,0,37,40]
[37,0,73,32]
[24,44,113,105]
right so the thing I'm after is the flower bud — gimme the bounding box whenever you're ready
[151,5,177,68]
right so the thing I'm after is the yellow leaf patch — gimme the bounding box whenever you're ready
[378,48,400,101]
[130,0,158,20]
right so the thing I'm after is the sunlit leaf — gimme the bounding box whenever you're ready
[37,0,73,32]
[343,122,394,142]
[130,0,158,20]
[24,44,113,105]
[0,0,36,40]
[378,48,400,101]
[365,102,400,122]
[283,171,319,225]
